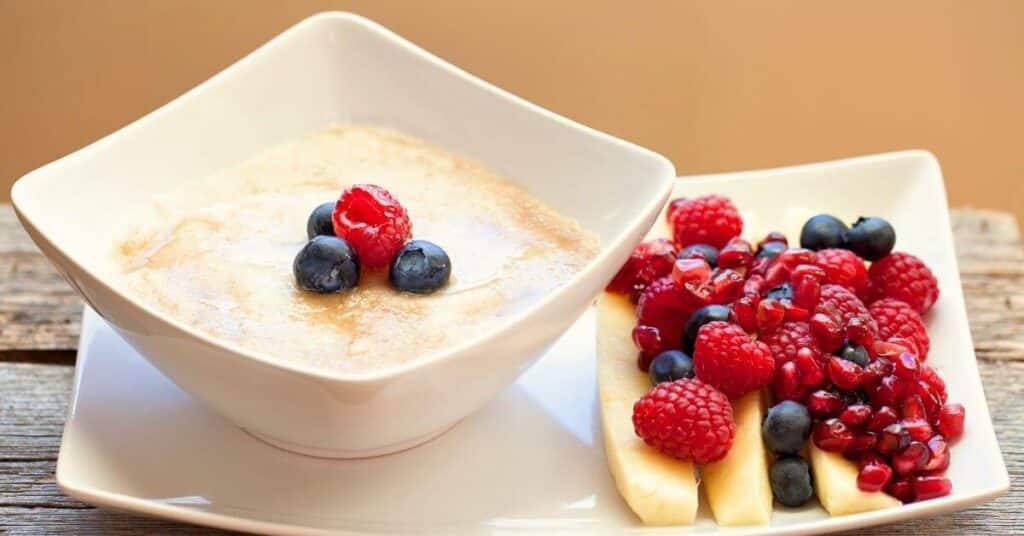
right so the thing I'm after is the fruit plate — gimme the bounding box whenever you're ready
[57,152,1007,534]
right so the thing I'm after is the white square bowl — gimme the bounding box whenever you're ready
[11,12,675,457]
[55,152,1008,535]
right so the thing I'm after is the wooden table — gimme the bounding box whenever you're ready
[1,204,1021,535]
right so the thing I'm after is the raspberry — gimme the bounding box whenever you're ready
[868,252,940,314]
[815,284,877,334]
[814,249,868,297]
[632,378,735,463]
[666,197,688,225]
[693,321,774,399]
[869,298,930,360]
[607,238,677,299]
[670,195,743,249]
[760,321,816,371]
[636,277,694,358]
[332,184,412,268]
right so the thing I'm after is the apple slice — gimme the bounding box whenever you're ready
[701,390,774,525]
[597,293,699,525]
[808,442,901,515]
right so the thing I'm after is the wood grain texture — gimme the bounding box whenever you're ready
[0,204,1020,534]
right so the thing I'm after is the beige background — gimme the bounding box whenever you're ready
[3,1,1023,225]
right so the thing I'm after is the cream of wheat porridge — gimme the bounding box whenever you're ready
[115,125,599,374]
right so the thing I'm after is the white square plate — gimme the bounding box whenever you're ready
[57,152,1008,534]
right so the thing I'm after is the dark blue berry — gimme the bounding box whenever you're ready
[306,202,336,239]
[765,283,794,301]
[835,339,870,367]
[762,400,812,455]
[389,240,451,294]
[845,216,896,261]
[756,241,788,260]
[678,243,718,267]
[770,456,814,507]
[648,350,695,385]
[293,236,359,293]
[682,304,731,354]
[800,214,848,251]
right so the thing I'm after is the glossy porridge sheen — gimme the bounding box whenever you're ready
[115,125,600,374]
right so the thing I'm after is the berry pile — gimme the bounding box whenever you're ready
[611,195,961,505]
[295,184,451,294]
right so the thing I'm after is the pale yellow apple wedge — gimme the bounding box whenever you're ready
[701,391,774,525]
[596,293,699,525]
[808,442,901,515]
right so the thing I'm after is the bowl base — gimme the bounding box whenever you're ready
[243,423,458,459]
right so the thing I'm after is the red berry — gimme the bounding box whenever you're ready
[923,435,950,473]
[757,299,786,333]
[869,298,931,360]
[887,476,917,502]
[828,356,864,390]
[760,321,815,370]
[937,403,965,442]
[670,195,743,249]
[893,441,930,476]
[868,252,940,315]
[840,404,873,427]
[332,184,412,269]
[858,462,894,492]
[632,378,735,463]
[813,418,854,452]
[814,248,869,297]
[810,312,844,351]
[816,284,878,334]
[693,321,774,399]
[913,475,952,501]
[665,197,688,225]
[718,237,754,270]
[636,277,694,358]
[607,238,678,299]
[867,406,899,434]
[920,365,948,400]
[807,390,844,418]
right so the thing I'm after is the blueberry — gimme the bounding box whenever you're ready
[306,202,336,239]
[293,236,359,293]
[762,400,812,455]
[648,350,695,385]
[756,241,787,260]
[835,339,870,367]
[770,456,814,507]
[389,240,451,294]
[845,216,896,261]
[800,214,848,251]
[678,243,718,267]
[682,304,731,354]
[765,283,794,301]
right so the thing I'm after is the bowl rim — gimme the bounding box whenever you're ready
[11,11,676,384]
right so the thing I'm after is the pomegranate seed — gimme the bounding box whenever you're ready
[791,263,827,283]
[717,238,754,270]
[759,231,788,247]
[893,352,920,381]
[807,390,845,417]
[913,476,952,501]
[840,404,873,427]
[796,347,826,386]
[782,301,811,322]
[893,441,930,476]
[671,258,711,285]
[920,365,948,401]
[887,476,917,502]
[744,274,766,297]
[900,394,928,421]
[777,248,818,270]
[937,403,966,442]
[872,340,911,361]
[858,452,887,469]
[868,406,900,434]
[845,317,875,347]
[730,296,759,333]
[857,462,894,492]
[813,418,855,452]
[680,279,713,306]
[914,381,943,423]
[772,361,805,401]
[764,262,791,287]
[828,356,863,390]
[810,313,844,351]
[847,433,879,454]
[757,298,786,332]
[871,375,907,407]
[902,418,933,442]
[632,325,661,371]
[923,435,950,473]
[793,275,822,310]
[709,268,745,304]
[887,337,921,359]
[750,256,771,277]
[878,423,911,455]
